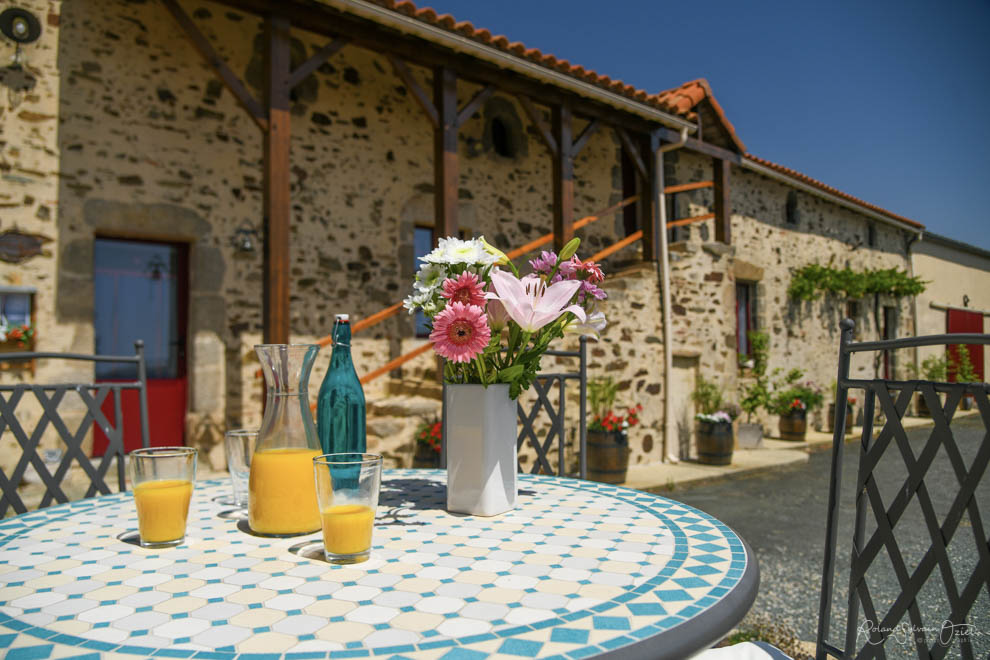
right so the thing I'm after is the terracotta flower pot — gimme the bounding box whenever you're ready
[778,409,807,442]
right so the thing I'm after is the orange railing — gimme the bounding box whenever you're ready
[310,186,717,387]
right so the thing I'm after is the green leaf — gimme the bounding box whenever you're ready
[497,365,525,382]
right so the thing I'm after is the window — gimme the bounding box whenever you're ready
[736,282,757,357]
[0,288,34,348]
[491,117,514,158]
[867,223,877,247]
[413,227,434,337]
[785,190,799,225]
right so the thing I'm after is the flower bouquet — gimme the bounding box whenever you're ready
[404,235,607,514]
[404,236,607,399]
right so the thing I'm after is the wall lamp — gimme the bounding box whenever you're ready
[0,8,42,105]
[231,221,260,254]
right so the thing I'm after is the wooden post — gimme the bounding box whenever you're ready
[639,132,661,261]
[434,66,458,243]
[621,150,637,238]
[552,104,574,252]
[262,14,292,344]
[714,158,731,245]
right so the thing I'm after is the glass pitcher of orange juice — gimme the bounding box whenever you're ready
[249,344,322,536]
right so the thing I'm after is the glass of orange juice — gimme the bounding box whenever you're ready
[313,453,382,564]
[130,447,198,548]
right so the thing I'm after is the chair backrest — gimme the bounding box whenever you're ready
[516,336,589,478]
[817,320,990,660]
[0,341,150,517]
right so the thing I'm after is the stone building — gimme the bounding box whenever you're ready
[0,0,942,475]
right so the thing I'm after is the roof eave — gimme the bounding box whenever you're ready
[324,0,697,132]
[740,157,924,235]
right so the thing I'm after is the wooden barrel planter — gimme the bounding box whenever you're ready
[412,444,441,469]
[696,421,733,465]
[587,430,630,484]
[826,404,854,435]
[778,409,808,441]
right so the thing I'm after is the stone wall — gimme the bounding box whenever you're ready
[2,0,929,480]
[663,149,916,438]
[1,0,632,472]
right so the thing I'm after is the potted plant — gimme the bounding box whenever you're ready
[692,376,740,465]
[907,354,947,416]
[587,377,640,484]
[738,330,769,448]
[0,317,35,351]
[950,345,979,410]
[411,418,442,469]
[826,381,856,435]
[769,368,824,441]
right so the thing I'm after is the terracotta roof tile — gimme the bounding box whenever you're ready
[744,154,923,229]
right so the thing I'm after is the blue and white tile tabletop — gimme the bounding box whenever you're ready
[0,470,757,660]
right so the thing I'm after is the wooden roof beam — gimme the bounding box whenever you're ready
[161,0,268,132]
[288,37,349,90]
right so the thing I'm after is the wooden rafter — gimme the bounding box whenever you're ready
[640,130,661,261]
[387,55,439,127]
[517,95,557,156]
[571,119,600,156]
[615,126,647,181]
[161,0,268,132]
[657,127,743,165]
[434,66,459,240]
[456,85,494,127]
[552,103,574,252]
[288,37,349,90]
[714,158,731,244]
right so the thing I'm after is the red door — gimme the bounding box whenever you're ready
[92,238,188,453]
[946,309,984,382]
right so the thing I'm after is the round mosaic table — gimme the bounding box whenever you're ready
[0,470,757,660]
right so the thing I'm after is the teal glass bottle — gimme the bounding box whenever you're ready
[316,314,367,455]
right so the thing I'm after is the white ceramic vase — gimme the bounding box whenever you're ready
[444,383,517,516]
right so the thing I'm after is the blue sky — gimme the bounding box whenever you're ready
[426,0,990,250]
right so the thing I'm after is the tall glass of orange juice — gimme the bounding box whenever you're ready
[250,344,323,536]
[129,446,198,548]
[313,453,382,564]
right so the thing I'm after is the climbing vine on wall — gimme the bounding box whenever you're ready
[787,264,926,301]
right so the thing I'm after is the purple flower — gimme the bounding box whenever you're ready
[577,280,607,304]
[528,251,557,275]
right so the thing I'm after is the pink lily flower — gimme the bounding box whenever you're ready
[487,270,586,332]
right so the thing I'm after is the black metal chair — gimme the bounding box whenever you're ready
[515,336,589,478]
[817,320,990,659]
[0,341,150,517]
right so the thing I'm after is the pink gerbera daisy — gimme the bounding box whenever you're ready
[429,302,491,363]
[440,272,487,307]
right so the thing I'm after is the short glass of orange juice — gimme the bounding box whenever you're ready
[313,453,382,564]
[130,447,198,548]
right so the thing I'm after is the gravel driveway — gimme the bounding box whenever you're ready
[671,414,990,659]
